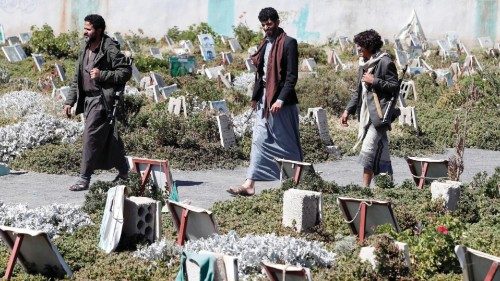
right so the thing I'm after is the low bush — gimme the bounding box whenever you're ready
[29,24,79,59]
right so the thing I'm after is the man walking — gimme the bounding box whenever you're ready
[64,14,131,191]
[227,7,302,196]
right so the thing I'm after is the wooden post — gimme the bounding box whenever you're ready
[4,234,24,280]
[359,203,367,243]
[176,209,189,246]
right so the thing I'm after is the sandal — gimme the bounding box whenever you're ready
[69,182,89,191]
[226,185,255,197]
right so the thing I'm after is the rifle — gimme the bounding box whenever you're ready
[381,64,408,125]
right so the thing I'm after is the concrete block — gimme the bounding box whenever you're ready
[431,180,461,211]
[359,241,411,269]
[122,196,161,243]
[282,189,322,232]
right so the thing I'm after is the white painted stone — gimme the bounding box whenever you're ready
[122,196,161,244]
[228,38,242,52]
[301,58,317,72]
[360,241,411,269]
[216,114,236,148]
[431,180,461,211]
[307,107,332,146]
[282,188,322,233]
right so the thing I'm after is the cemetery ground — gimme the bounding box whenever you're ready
[0,22,499,280]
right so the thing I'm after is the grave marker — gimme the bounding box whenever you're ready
[150,71,166,88]
[301,58,317,72]
[14,44,27,60]
[0,226,73,279]
[261,261,312,281]
[282,188,322,233]
[462,55,483,75]
[169,55,196,77]
[0,24,5,44]
[477,36,494,50]
[31,53,44,71]
[400,80,417,100]
[274,158,315,184]
[131,63,141,84]
[228,38,242,52]
[216,114,236,148]
[126,156,174,194]
[58,86,71,102]
[337,36,350,51]
[307,107,332,145]
[455,246,500,281]
[1,45,22,62]
[247,45,258,55]
[209,100,229,115]
[245,58,257,72]
[436,39,458,61]
[398,106,419,131]
[6,36,21,46]
[149,47,163,59]
[54,63,66,82]
[179,40,194,53]
[164,35,174,48]
[168,96,187,117]
[394,48,409,68]
[18,32,31,44]
[405,157,449,189]
[204,65,225,79]
[217,69,232,89]
[327,49,346,71]
[113,32,125,47]
[160,84,178,99]
[445,31,460,48]
[198,34,216,61]
[221,51,233,64]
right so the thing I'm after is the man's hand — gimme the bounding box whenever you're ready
[362,73,374,84]
[251,100,257,110]
[63,105,72,118]
[270,100,283,114]
[340,110,349,127]
[90,68,100,80]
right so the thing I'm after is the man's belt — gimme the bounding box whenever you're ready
[84,90,102,97]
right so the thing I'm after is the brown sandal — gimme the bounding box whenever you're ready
[226,185,255,197]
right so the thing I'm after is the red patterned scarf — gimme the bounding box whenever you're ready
[250,28,286,117]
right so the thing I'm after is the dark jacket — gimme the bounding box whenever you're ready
[252,36,299,105]
[345,55,399,122]
[65,34,131,115]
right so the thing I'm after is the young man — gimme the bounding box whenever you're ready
[63,14,131,191]
[340,29,399,187]
[227,7,302,196]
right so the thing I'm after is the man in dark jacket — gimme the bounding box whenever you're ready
[340,29,399,187]
[63,14,131,191]
[227,7,302,196]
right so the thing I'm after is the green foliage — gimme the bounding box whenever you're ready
[233,23,262,49]
[29,24,79,59]
[390,126,444,157]
[298,42,327,65]
[374,173,395,189]
[134,55,169,73]
[167,23,220,46]
[300,121,334,163]
[10,142,82,175]
[372,235,411,280]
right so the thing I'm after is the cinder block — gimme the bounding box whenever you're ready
[431,180,461,211]
[122,197,161,243]
[282,189,322,232]
[359,241,411,269]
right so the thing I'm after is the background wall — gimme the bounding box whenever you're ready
[0,0,497,46]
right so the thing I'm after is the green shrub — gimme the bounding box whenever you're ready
[167,23,220,46]
[29,24,79,59]
[134,55,169,73]
[10,142,82,175]
[298,42,327,65]
[233,23,262,49]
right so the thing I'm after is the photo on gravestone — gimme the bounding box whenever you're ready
[55,63,66,82]
[14,44,27,60]
[149,47,163,59]
[0,24,5,44]
[7,36,21,46]
[32,54,44,72]
[1,45,21,62]
[216,114,236,148]
[209,100,229,115]
[19,32,31,44]
[199,44,216,61]
[169,55,196,77]
[228,38,242,52]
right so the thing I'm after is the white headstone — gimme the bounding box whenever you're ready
[477,36,494,50]
[221,52,233,64]
[164,35,174,48]
[216,114,236,148]
[282,188,322,232]
[150,71,166,88]
[205,65,225,79]
[168,96,187,117]
[307,107,332,145]
[160,84,178,98]
[301,58,317,72]
[7,36,21,46]
[180,40,194,53]
[14,44,27,60]
[131,63,141,84]
[19,32,31,44]
[245,58,257,73]
[247,45,258,55]
[2,45,22,62]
